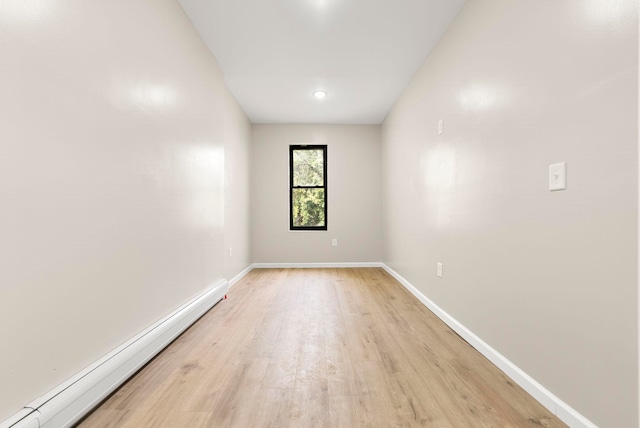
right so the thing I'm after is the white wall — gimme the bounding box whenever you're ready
[382,1,638,427]
[252,125,382,264]
[0,0,250,421]
[223,86,252,281]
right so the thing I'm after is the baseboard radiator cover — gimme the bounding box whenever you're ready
[1,279,229,428]
[380,264,596,428]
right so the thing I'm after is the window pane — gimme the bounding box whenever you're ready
[292,188,325,228]
[293,149,324,186]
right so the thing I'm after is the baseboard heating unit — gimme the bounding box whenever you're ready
[1,279,228,428]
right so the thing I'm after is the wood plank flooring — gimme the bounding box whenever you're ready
[78,268,566,427]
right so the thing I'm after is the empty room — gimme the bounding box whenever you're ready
[0,0,637,427]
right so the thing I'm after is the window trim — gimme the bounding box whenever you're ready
[289,144,328,231]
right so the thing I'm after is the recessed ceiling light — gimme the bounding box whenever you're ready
[313,90,327,99]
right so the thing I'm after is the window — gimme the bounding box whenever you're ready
[290,145,327,230]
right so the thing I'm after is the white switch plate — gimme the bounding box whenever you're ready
[437,119,444,135]
[332,238,338,247]
[549,162,566,191]
[437,262,443,278]
[228,247,232,258]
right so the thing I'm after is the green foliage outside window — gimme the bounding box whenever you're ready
[292,188,325,227]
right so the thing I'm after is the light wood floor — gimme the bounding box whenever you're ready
[78,268,566,428]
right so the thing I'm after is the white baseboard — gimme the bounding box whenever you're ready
[252,262,383,269]
[380,264,595,428]
[2,279,229,428]
[229,264,254,288]
[2,265,596,428]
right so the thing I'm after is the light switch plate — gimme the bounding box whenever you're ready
[549,162,566,191]
[437,119,444,135]
[437,262,443,278]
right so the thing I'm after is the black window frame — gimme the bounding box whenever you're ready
[289,145,328,231]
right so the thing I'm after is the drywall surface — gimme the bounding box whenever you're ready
[0,0,248,420]
[381,1,638,426]
[252,124,382,263]
[223,86,252,280]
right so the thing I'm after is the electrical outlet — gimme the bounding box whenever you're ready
[437,262,443,278]
[332,238,338,247]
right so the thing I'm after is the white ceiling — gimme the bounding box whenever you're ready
[178,0,465,124]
